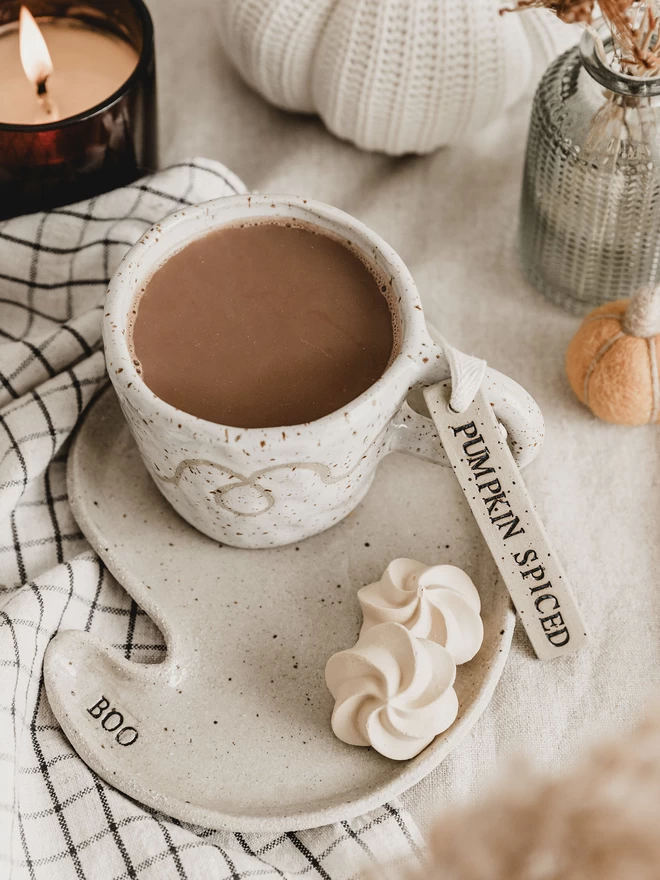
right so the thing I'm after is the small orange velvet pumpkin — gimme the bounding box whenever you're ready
[566,286,660,425]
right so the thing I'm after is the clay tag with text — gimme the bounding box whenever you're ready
[424,382,588,661]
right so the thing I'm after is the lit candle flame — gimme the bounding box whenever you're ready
[19,6,53,93]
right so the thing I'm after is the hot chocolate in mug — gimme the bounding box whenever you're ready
[104,194,544,549]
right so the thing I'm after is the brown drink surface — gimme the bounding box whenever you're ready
[130,220,396,428]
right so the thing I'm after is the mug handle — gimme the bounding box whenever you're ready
[388,365,545,469]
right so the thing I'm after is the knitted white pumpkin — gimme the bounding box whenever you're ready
[217,0,577,155]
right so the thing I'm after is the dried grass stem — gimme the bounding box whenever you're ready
[505,0,660,75]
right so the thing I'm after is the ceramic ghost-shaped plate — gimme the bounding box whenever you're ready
[44,387,514,832]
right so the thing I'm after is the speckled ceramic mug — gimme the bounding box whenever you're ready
[104,194,544,549]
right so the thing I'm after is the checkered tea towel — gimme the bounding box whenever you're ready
[0,159,426,880]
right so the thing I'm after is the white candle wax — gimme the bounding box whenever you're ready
[0,18,139,125]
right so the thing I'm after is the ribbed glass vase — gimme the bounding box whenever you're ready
[520,26,660,314]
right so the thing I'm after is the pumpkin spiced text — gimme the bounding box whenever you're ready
[424,381,588,660]
[451,421,569,650]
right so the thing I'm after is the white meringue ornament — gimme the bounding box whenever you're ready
[325,623,459,761]
[358,559,484,665]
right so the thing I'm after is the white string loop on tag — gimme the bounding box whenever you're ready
[438,338,487,414]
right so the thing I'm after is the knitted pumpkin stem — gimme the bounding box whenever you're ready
[622,285,660,337]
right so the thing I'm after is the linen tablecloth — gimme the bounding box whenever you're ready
[0,160,426,879]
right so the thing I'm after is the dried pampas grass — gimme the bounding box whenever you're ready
[401,708,660,880]
[507,0,660,75]
[509,1,596,24]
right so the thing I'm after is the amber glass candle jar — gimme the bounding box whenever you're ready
[0,0,157,219]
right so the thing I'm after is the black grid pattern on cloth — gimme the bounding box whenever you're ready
[0,160,426,879]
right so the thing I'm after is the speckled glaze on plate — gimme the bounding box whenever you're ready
[44,387,515,832]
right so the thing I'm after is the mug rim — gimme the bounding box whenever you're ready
[103,193,437,438]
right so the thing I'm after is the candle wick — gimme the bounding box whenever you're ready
[35,77,59,121]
